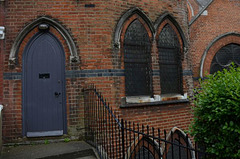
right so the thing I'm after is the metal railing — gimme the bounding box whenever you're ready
[84,85,208,159]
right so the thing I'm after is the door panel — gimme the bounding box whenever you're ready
[23,32,66,137]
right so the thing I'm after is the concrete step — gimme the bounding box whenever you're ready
[1,141,97,159]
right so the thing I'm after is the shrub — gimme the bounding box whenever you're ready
[190,65,240,158]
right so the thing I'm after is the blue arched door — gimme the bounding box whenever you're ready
[23,31,66,137]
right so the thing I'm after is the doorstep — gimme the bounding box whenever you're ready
[1,141,98,159]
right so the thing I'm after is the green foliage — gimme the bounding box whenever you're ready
[190,65,240,158]
[64,138,70,142]
[44,139,49,144]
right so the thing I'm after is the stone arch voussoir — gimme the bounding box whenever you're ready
[113,7,155,52]
[9,16,79,66]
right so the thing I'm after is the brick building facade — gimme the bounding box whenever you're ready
[188,0,240,84]
[0,0,239,149]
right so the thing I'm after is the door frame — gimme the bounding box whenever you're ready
[22,31,67,137]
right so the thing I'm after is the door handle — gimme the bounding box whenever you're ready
[54,92,61,97]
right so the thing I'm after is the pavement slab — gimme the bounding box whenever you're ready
[1,141,97,159]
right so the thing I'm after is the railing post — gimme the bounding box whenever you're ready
[121,119,125,159]
[186,134,189,159]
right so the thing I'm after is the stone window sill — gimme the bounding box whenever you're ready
[120,93,189,108]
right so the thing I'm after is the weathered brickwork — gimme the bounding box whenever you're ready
[0,0,194,143]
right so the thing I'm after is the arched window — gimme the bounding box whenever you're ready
[158,24,183,95]
[210,43,240,74]
[163,128,194,159]
[200,33,240,77]
[166,138,188,159]
[135,146,155,159]
[123,19,152,96]
[130,137,160,159]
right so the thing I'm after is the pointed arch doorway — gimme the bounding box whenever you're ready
[23,29,67,137]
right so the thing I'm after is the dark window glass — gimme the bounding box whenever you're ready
[124,20,152,96]
[158,24,183,94]
[210,44,240,74]
[135,146,155,159]
[167,139,188,159]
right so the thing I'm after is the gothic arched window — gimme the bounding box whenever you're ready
[167,139,188,159]
[130,137,160,159]
[163,129,193,159]
[123,19,152,96]
[158,24,183,95]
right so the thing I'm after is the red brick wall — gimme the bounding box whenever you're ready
[2,0,192,143]
[0,1,5,104]
[189,0,240,84]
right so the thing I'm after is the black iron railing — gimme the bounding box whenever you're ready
[84,85,208,159]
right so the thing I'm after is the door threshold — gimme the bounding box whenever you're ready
[27,130,63,137]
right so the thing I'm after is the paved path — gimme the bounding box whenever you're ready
[1,141,97,159]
